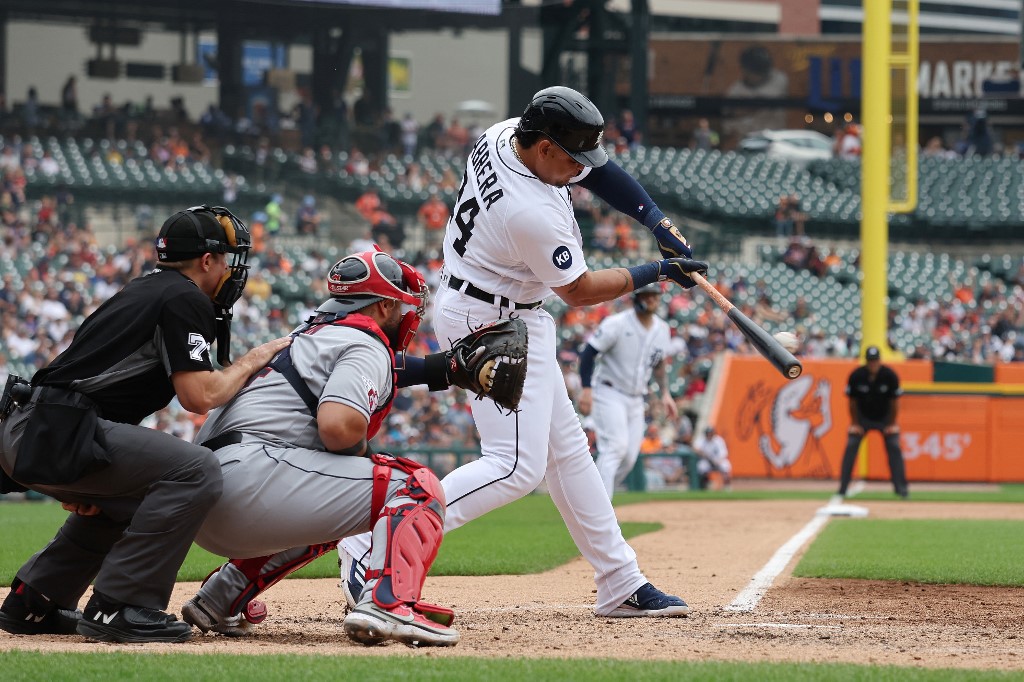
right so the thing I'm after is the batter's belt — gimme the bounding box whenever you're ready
[446,274,543,311]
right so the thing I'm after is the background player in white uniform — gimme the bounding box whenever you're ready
[179,250,462,647]
[342,86,707,617]
[692,425,732,491]
[577,284,677,498]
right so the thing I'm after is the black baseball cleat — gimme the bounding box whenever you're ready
[77,598,192,643]
[0,579,82,635]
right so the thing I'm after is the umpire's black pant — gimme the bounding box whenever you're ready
[837,418,908,497]
[0,404,222,611]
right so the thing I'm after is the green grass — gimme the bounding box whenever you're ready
[5,485,1024,586]
[0,495,658,585]
[613,484,1024,505]
[794,519,1024,586]
[1,651,1021,682]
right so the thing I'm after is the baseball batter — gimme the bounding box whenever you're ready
[577,284,677,499]
[342,86,708,617]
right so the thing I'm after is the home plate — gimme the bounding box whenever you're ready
[817,502,869,517]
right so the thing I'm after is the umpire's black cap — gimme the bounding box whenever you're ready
[156,205,250,263]
[865,345,881,361]
[517,86,608,168]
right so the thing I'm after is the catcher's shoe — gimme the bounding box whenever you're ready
[344,601,460,648]
[77,600,192,643]
[339,548,367,611]
[605,583,690,618]
[0,580,81,635]
[181,596,263,637]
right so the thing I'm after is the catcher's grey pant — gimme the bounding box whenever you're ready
[592,385,645,499]
[837,419,908,496]
[191,439,417,617]
[344,285,651,616]
[0,403,222,610]
[195,440,410,558]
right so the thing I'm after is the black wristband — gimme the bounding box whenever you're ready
[627,261,661,290]
[423,352,451,392]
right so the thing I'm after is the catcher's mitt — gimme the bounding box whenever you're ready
[447,318,528,411]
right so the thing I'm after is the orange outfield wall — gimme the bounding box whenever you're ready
[707,354,1024,483]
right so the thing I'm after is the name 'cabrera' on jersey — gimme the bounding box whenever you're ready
[442,118,590,305]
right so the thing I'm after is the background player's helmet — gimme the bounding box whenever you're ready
[156,204,251,310]
[633,283,662,314]
[517,86,609,168]
[326,248,428,352]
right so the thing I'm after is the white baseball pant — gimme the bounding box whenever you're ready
[592,385,645,499]
[344,285,649,614]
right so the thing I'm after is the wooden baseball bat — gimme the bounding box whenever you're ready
[689,272,803,380]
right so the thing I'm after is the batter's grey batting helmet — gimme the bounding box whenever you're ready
[517,86,608,168]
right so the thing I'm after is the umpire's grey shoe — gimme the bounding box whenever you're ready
[605,583,690,618]
[77,603,193,643]
[344,601,460,647]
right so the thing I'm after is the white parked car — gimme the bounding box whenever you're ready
[739,129,835,165]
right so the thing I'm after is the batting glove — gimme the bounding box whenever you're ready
[651,217,693,259]
[658,257,708,289]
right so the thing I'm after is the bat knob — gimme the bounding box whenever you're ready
[787,365,803,379]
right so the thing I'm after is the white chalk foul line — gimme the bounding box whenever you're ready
[713,623,842,630]
[723,513,830,613]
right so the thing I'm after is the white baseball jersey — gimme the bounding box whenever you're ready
[693,433,731,471]
[440,118,590,304]
[196,325,393,451]
[588,309,671,396]
[343,117,665,615]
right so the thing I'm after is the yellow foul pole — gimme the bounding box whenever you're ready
[858,0,918,480]
[860,0,893,358]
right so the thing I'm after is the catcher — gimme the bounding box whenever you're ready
[180,248,527,647]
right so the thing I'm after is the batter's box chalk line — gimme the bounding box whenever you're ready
[724,513,830,613]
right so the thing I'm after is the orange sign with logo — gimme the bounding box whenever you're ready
[708,354,1024,483]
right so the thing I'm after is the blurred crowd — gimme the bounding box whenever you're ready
[4,195,1023,482]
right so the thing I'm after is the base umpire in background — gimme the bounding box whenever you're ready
[0,205,289,643]
[836,345,909,500]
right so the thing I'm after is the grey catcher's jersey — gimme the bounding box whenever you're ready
[588,309,671,397]
[196,325,393,451]
[441,118,592,304]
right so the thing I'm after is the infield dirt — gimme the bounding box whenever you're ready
[2,497,1022,671]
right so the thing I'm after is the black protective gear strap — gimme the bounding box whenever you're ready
[266,347,319,414]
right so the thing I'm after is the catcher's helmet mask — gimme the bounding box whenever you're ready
[516,86,608,168]
[156,204,251,311]
[325,248,427,353]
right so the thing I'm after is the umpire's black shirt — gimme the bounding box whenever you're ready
[845,364,902,422]
[33,269,217,424]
